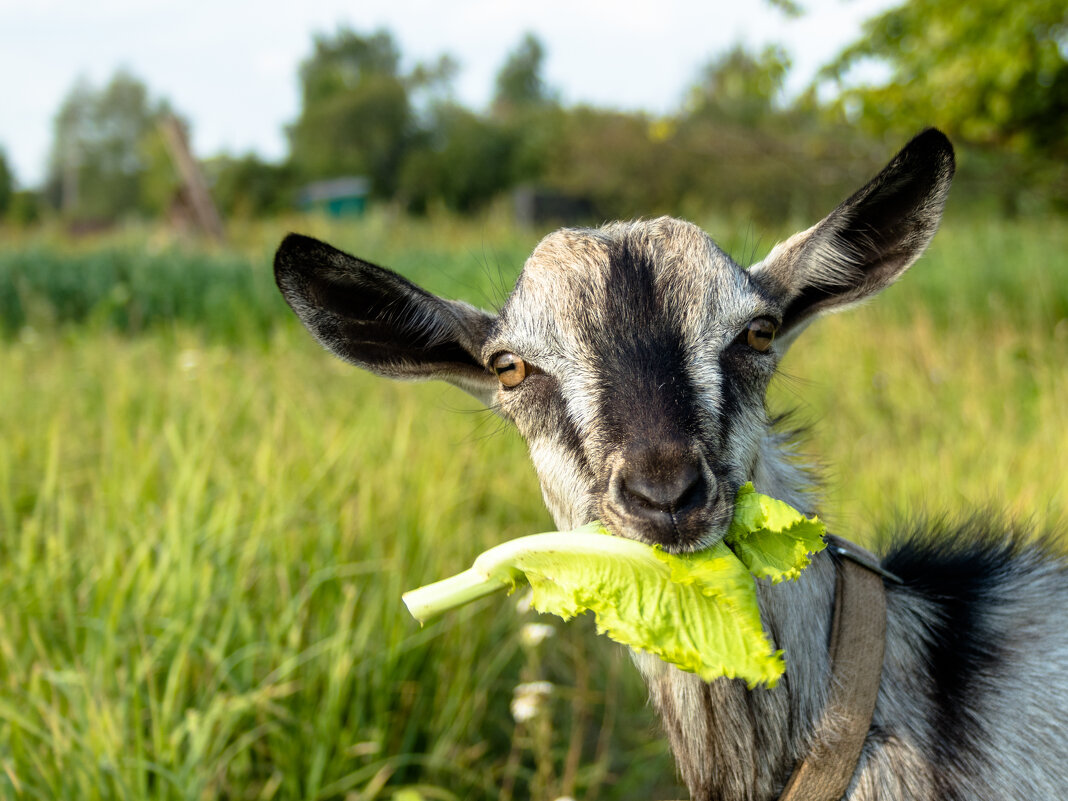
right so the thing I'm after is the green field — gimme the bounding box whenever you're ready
[1,211,1066,800]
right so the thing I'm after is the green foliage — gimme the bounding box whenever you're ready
[492,33,557,116]
[822,0,1068,158]
[301,28,402,104]
[5,189,43,227]
[289,28,417,196]
[687,45,792,126]
[766,0,803,17]
[137,122,184,217]
[0,146,13,216]
[531,101,885,223]
[45,70,175,221]
[399,105,518,213]
[0,245,282,340]
[673,117,897,222]
[400,46,563,215]
[287,28,564,213]
[407,53,461,103]
[538,107,683,219]
[208,154,297,218]
[817,0,1068,212]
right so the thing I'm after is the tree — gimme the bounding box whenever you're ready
[492,33,557,116]
[45,70,173,220]
[207,154,295,218]
[820,0,1068,158]
[398,104,517,213]
[539,107,685,219]
[685,45,791,127]
[407,53,461,119]
[288,27,416,197]
[0,147,13,217]
[137,118,183,217]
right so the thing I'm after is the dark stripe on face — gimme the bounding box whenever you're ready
[716,356,742,456]
[593,239,704,448]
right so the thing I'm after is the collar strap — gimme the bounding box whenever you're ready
[777,535,890,801]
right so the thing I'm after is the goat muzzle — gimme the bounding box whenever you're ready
[604,443,719,548]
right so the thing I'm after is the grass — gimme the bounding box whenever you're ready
[0,210,1066,799]
[0,211,538,340]
[4,209,1067,337]
[0,324,678,800]
[780,310,1068,532]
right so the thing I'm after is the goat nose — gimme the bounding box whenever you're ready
[608,448,709,544]
[620,461,701,512]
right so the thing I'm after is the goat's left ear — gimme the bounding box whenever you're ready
[274,234,498,405]
[749,128,955,350]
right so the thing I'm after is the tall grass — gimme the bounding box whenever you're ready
[0,211,1066,800]
[778,311,1068,532]
[0,325,682,799]
[5,212,1067,337]
[0,212,538,339]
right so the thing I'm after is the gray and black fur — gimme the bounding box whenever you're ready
[273,129,1068,800]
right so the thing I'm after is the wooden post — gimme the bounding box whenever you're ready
[159,115,225,242]
[61,136,79,216]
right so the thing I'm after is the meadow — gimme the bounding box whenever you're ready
[1,210,1066,800]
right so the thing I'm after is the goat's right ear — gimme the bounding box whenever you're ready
[274,234,498,405]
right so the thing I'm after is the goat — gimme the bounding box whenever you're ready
[273,129,1068,800]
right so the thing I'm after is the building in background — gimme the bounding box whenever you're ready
[297,177,370,217]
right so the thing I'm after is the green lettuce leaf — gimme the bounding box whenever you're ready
[725,483,827,583]
[402,485,826,688]
[524,532,784,688]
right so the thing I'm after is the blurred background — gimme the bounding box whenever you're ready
[1,1,1066,799]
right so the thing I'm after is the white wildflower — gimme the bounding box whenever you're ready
[520,622,555,648]
[179,349,200,372]
[510,680,553,723]
[514,588,534,614]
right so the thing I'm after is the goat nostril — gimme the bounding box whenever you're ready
[674,471,705,514]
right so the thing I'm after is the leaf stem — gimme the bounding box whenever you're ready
[402,568,508,622]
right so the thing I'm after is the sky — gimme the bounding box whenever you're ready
[0,0,897,188]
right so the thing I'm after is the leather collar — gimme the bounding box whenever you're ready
[777,535,897,801]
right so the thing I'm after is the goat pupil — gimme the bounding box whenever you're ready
[747,320,776,352]
[493,353,527,387]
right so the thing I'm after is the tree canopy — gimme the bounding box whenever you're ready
[288,28,422,197]
[22,5,1068,228]
[0,148,13,217]
[493,33,557,116]
[821,0,1067,158]
[45,71,173,220]
[686,45,791,126]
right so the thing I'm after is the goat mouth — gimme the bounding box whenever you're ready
[598,481,735,554]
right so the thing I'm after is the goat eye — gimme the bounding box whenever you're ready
[746,318,777,352]
[492,352,528,387]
